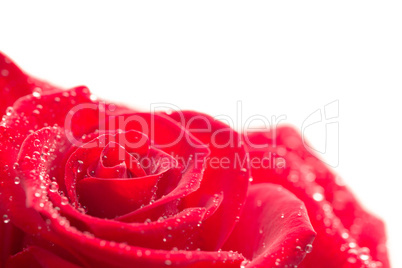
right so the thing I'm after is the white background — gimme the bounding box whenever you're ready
[1,1,401,267]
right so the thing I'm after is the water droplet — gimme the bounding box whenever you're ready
[275,259,281,266]
[341,232,349,239]
[90,94,98,101]
[54,97,61,102]
[359,252,369,261]
[240,260,249,268]
[100,240,106,247]
[313,192,324,202]
[305,244,313,253]
[280,213,284,219]
[13,162,19,170]
[61,196,69,205]
[33,139,41,147]
[165,260,172,266]
[347,256,357,263]
[3,214,10,223]
[6,107,13,116]
[49,181,59,193]
[77,160,84,173]
[32,88,42,98]
[248,177,253,182]
[1,69,9,76]
[305,172,316,182]
[14,177,20,185]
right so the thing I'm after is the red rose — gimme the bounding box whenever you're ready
[0,52,389,267]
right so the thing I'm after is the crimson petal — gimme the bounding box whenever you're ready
[223,183,316,267]
[6,246,81,268]
[167,111,250,250]
[245,127,389,268]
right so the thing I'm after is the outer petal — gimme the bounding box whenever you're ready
[223,183,316,267]
[6,246,81,268]
[244,127,389,268]
[0,222,23,267]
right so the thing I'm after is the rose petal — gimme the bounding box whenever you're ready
[108,114,210,223]
[6,246,81,268]
[40,207,246,268]
[0,222,24,267]
[167,111,250,250]
[245,127,389,268]
[49,190,222,250]
[77,175,161,219]
[223,183,316,267]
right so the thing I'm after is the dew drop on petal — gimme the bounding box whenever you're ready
[61,196,69,205]
[6,107,13,116]
[349,242,357,248]
[347,256,357,264]
[275,259,281,266]
[240,168,247,175]
[33,139,41,147]
[240,260,249,268]
[3,215,10,224]
[49,181,59,193]
[359,247,370,261]
[359,252,369,261]
[32,88,42,98]
[305,244,313,253]
[165,260,172,266]
[13,162,19,170]
[1,69,9,76]
[313,192,324,202]
[341,232,349,239]
[14,177,20,185]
